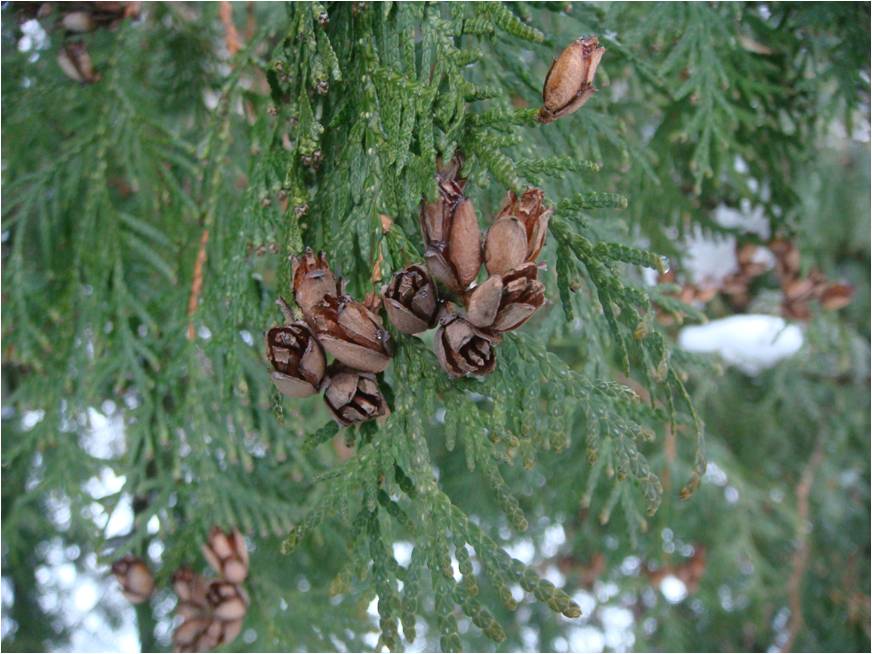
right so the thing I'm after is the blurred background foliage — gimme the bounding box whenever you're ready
[1,2,869,652]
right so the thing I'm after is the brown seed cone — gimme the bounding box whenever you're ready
[819,281,854,311]
[307,295,392,373]
[483,217,527,277]
[322,364,389,427]
[202,527,249,584]
[62,11,96,32]
[291,248,342,316]
[173,617,212,653]
[57,42,100,84]
[266,322,326,397]
[539,36,605,124]
[769,238,801,280]
[735,243,769,278]
[433,306,498,378]
[494,188,553,264]
[381,265,439,334]
[467,263,546,333]
[206,580,250,622]
[111,555,155,604]
[420,169,483,293]
[172,567,210,608]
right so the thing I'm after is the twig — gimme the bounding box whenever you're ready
[186,2,244,341]
[245,1,256,41]
[219,1,241,56]
[780,437,825,652]
[186,228,210,341]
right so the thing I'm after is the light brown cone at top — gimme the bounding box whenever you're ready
[539,35,605,124]
[202,527,249,584]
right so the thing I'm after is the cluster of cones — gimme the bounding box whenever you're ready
[111,526,250,652]
[171,527,250,652]
[266,157,554,426]
[659,238,854,323]
[14,2,142,84]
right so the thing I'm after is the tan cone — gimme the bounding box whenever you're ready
[201,527,249,584]
[111,555,155,604]
[539,36,605,124]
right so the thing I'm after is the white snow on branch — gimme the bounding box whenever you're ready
[678,315,803,375]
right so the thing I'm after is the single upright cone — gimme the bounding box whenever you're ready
[420,163,483,293]
[466,263,545,333]
[202,527,249,584]
[172,567,210,620]
[206,580,249,622]
[291,248,342,316]
[57,42,99,84]
[307,295,392,373]
[111,555,155,604]
[381,265,439,334]
[539,36,605,124]
[493,188,553,264]
[266,322,326,397]
[322,364,389,426]
[433,306,498,378]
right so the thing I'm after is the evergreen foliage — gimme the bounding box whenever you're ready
[1,2,869,652]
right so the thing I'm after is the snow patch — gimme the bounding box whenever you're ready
[678,315,803,375]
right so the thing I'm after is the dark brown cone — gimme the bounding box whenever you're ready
[433,307,497,378]
[381,265,439,334]
[266,322,326,397]
[322,364,389,427]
